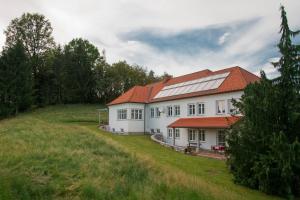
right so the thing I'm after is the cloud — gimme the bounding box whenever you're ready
[0,0,299,77]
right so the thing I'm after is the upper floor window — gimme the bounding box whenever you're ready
[174,105,180,116]
[175,128,180,139]
[188,104,196,116]
[198,103,205,115]
[168,128,173,138]
[167,106,173,117]
[199,130,205,142]
[155,107,161,117]
[216,100,226,114]
[131,109,143,120]
[117,109,127,120]
[228,99,239,114]
[150,108,155,118]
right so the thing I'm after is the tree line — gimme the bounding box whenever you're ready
[0,13,169,119]
[227,6,300,198]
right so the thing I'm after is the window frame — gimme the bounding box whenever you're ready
[168,128,173,138]
[199,129,206,142]
[188,103,196,116]
[150,107,155,118]
[167,106,173,117]
[188,129,196,141]
[216,100,226,114]
[197,102,205,115]
[217,130,226,146]
[155,107,161,117]
[117,109,127,120]
[174,105,180,116]
[175,128,180,139]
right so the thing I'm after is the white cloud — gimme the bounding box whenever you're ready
[0,0,299,76]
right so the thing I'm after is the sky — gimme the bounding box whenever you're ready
[0,0,299,78]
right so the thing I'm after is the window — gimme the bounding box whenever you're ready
[217,130,226,146]
[216,100,226,114]
[131,109,143,120]
[168,128,173,138]
[156,129,160,133]
[174,105,180,116]
[155,107,161,117]
[228,99,239,114]
[151,129,155,134]
[112,128,115,132]
[199,130,205,142]
[117,109,127,120]
[167,106,173,117]
[188,129,196,141]
[175,129,180,139]
[198,103,205,115]
[188,104,196,115]
[150,108,155,118]
[120,128,124,132]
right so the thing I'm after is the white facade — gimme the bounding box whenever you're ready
[108,91,242,150]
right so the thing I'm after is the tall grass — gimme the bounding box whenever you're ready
[0,105,208,200]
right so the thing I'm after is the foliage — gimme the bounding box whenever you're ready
[227,6,300,198]
[0,41,32,118]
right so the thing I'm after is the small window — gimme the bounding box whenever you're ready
[150,129,155,134]
[167,106,173,117]
[188,129,196,141]
[174,105,180,116]
[175,129,180,139]
[112,128,115,132]
[131,109,143,120]
[117,109,127,120]
[217,130,226,146]
[168,128,173,138]
[156,129,160,133]
[199,130,205,142]
[120,128,124,132]
[198,103,205,115]
[216,100,226,114]
[188,104,196,116]
[155,107,160,117]
[150,108,155,118]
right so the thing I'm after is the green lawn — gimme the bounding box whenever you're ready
[0,105,279,200]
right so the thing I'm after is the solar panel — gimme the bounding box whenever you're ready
[153,72,229,99]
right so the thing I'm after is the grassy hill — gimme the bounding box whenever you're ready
[0,105,279,200]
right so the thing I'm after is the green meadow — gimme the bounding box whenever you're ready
[0,105,279,200]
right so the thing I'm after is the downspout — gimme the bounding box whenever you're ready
[144,104,146,135]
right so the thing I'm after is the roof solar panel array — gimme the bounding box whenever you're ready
[154,72,230,99]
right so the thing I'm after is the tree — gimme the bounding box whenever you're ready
[63,38,101,103]
[0,41,32,117]
[227,6,300,197]
[4,13,55,106]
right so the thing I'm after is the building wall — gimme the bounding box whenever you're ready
[108,90,242,148]
[108,103,145,133]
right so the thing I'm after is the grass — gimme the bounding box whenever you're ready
[0,105,279,200]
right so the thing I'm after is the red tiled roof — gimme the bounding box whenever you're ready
[107,66,260,106]
[168,116,241,129]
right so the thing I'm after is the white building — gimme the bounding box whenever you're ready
[107,66,259,150]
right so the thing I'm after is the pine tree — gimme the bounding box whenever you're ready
[0,41,33,117]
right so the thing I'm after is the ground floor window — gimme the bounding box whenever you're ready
[131,109,143,120]
[168,128,173,138]
[175,129,180,139]
[117,109,127,120]
[156,129,160,134]
[217,130,226,146]
[188,129,196,141]
[199,130,205,142]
